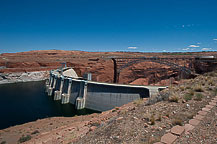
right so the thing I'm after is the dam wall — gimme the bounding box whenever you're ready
[46,68,166,112]
[85,82,148,111]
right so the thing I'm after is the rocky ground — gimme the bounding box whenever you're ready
[75,71,217,144]
[0,70,216,144]
[73,73,217,144]
[175,105,217,144]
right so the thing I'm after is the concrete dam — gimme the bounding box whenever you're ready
[45,68,166,112]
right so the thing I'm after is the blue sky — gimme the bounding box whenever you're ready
[0,0,217,53]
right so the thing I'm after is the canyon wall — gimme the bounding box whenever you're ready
[1,50,217,86]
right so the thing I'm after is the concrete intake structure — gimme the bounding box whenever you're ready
[45,68,166,112]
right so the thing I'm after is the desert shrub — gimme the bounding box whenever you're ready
[150,114,155,125]
[146,136,161,144]
[188,89,194,96]
[168,85,174,90]
[180,85,185,91]
[206,86,213,91]
[172,118,182,126]
[0,141,6,144]
[207,71,216,77]
[194,84,204,92]
[31,130,39,135]
[159,91,170,101]
[185,112,194,119]
[18,135,32,143]
[166,113,170,118]
[111,109,116,112]
[169,95,179,103]
[194,93,203,101]
[91,122,100,127]
[185,86,191,89]
[207,79,214,86]
[204,76,209,81]
[184,93,193,101]
[213,88,217,95]
[120,110,127,115]
[112,107,119,112]
[133,98,143,106]
[156,113,162,121]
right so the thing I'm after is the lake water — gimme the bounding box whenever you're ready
[0,81,97,130]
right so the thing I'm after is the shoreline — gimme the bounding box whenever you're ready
[0,71,49,85]
[0,78,46,85]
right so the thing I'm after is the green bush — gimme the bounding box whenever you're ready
[0,141,6,144]
[31,130,39,135]
[150,114,155,125]
[194,93,203,101]
[18,135,32,143]
[172,118,182,126]
[185,86,191,89]
[208,71,216,77]
[185,112,194,119]
[194,85,204,92]
[133,98,143,106]
[188,89,194,96]
[180,86,185,91]
[213,88,217,95]
[169,95,179,103]
[156,113,162,121]
[184,93,193,101]
[208,79,214,86]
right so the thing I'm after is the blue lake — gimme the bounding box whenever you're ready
[0,81,97,130]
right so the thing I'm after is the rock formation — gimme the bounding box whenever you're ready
[0,50,217,85]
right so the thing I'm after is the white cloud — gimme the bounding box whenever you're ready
[213,39,217,41]
[188,45,200,48]
[128,46,137,49]
[182,48,190,51]
[181,24,194,28]
[163,50,166,52]
[201,48,212,51]
[197,42,201,44]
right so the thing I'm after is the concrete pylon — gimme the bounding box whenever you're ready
[61,78,72,104]
[75,80,88,110]
[48,74,57,96]
[149,87,160,98]
[48,71,52,84]
[54,76,64,100]
[46,73,53,93]
[45,79,50,93]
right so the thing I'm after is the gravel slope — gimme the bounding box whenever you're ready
[175,105,217,144]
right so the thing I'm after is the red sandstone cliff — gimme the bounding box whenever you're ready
[0,50,217,86]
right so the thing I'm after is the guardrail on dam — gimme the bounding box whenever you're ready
[45,68,166,112]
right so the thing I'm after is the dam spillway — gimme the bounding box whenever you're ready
[45,68,166,112]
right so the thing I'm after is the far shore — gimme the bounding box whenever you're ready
[0,78,47,85]
[0,71,49,85]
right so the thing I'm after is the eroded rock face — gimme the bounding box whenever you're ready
[193,61,217,74]
[118,61,182,85]
[0,50,217,85]
[0,71,49,84]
